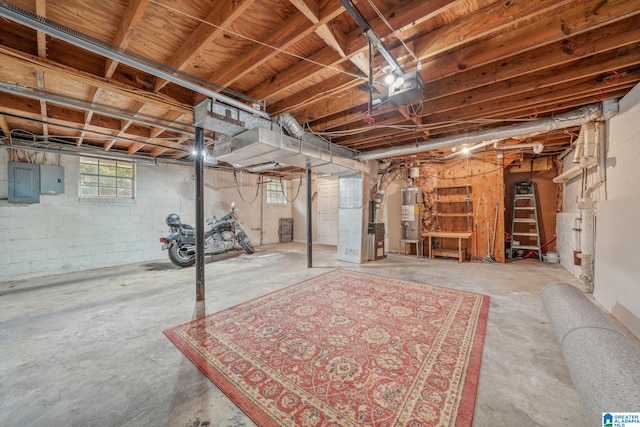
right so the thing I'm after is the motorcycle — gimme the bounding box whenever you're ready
[159,202,254,267]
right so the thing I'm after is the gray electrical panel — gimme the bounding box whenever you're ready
[8,161,40,204]
[40,165,65,194]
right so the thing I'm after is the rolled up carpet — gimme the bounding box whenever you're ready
[541,282,619,346]
[541,282,640,425]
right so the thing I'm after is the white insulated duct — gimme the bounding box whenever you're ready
[494,142,544,154]
[278,114,305,139]
[373,169,400,222]
[443,140,543,160]
[553,122,598,184]
[213,127,369,175]
[572,126,586,164]
[552,162,593,184]
[245,162,282,173]
[442,140,496,159]
[357,102,611,161]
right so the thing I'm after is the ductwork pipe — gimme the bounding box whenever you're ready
[374,169,400,222]
[357,102,608,161]
[246,162,282,173]
[277,113,357,160]
[553,161,596,184]
[572,127,585,164]
[278,114,305,139]
[580,122,597,165]
[442,140,496,159]
[494,142,544,154]
[553,121,601,184]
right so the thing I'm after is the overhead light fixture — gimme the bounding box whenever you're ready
[388,70,424,105]
[384,72,397,85]
[339,0,423,104]
[382,67,405,87]
[339,0,405,75]
[191,148,217,164]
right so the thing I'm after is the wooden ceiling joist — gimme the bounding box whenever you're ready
[1,0,639,165]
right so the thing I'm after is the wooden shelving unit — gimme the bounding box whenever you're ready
[435,184,472,231]
[426,184,473,262]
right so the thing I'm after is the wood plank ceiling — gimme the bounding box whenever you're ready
[0,0,639,172]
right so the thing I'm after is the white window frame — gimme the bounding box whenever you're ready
[79,157,135,199]
[266,180,287,205]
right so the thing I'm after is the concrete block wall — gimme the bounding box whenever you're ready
[0,152,291,282]
[257,176,295,245]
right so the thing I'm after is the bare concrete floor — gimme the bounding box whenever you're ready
[0,243,589,426]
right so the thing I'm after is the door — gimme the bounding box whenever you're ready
[318,181,339,245]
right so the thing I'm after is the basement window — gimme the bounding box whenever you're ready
[79,158,135,199]
[266,180,286,205]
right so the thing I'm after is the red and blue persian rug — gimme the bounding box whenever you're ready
[164,269,489,426]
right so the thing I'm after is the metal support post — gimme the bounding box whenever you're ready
[306,168,312,268]
[195,127,205,301]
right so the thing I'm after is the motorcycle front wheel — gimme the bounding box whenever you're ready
[238,234,255,254]
[168,243,196,267]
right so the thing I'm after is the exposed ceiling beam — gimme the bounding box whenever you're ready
[352,89,630,152]
[35,0,48,138]
[333,0,637,127]
[424,16,640,100]
[0,49,190,113]
[420,0,640,82]
[289,0,367,73]
[0,94,192,143]
[420,50,640,120]
[1,0,638,164]
[331,63,638,148]
[301,1,640,130]
[0,3,268,118]
[35,0,47,58]
[153,0,257,93]
[252,0,461,103]
[204,2,347,92]
[0,114,10,136]
[356,101,609,161]
[104,0,151,79]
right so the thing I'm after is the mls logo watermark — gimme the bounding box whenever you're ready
[603,413,640,427]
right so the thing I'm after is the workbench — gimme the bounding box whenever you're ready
[423,231,472,263]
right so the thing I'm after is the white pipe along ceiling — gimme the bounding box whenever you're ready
[357,101,618,161]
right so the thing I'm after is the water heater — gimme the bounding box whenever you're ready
[401,187,422,240]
